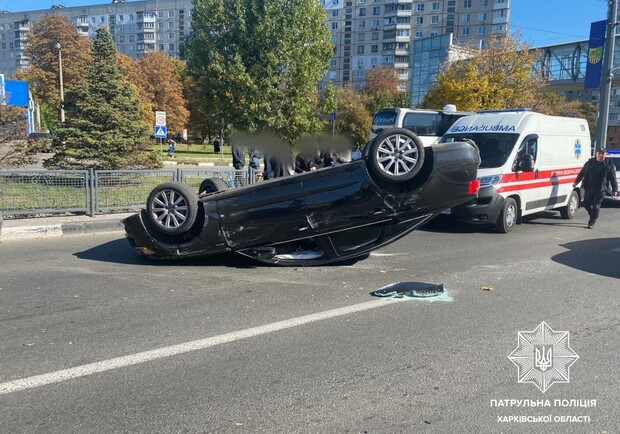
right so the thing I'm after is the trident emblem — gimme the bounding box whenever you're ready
[534,345,553,372]
[509,322,578,393]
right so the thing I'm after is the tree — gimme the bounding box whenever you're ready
[363,67,411,113]
[184,0,333,145]
[423,34,544,111]
[116,53,154,129]
[45,28,159,170]
[364,67,400,98]
[320,82,337,116]
[334,85,372,147]
[0,105,34,168]
[533,93,597,135]
[16,15,92,123]
[135,52,189,135]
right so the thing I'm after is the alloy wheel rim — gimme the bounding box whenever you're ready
[506,205,516,227]
[377,134,419,177]
[570,196,578,215]
[151,189,189,229]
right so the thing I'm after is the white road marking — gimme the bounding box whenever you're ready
[369,252,408,257]
[0,298,398,395]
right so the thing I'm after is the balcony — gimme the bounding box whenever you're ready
[492,15,509,25]
[14,21,29,31]
[137,14,156,23]
[383,9,413,18]
[14,31,29,42]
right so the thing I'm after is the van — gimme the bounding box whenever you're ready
[439,109,591,232]
[370,104,474,145]
[603,149,620,204]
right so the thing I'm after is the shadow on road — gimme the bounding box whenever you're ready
[74,239,259,268]
[421,217,495,234]
[425,211,589,233]
[74,239,369,268]
[552,237,620,279]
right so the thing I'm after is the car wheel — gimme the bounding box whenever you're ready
[367,128,425,182]
[496,197,517,233]
[560,190,579,219]
[146,182,199,235]
[199,177,229,195]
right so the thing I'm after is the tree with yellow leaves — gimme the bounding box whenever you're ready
[423,34,545,111]
[135,52,190,136]
[116,54,154,130]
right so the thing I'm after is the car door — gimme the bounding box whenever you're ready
[216,177,307,248]
[300,161,389,236]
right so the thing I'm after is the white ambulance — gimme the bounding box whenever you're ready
[439,109,591,232]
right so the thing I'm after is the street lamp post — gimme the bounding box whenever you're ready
[594,0,618,150]
[55,42,65,123]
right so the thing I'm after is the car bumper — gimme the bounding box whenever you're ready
[443,185,504,224]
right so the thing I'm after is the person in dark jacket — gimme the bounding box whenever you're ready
[232,145,246,186]
[573,148,618,228]
[294,152,318,173]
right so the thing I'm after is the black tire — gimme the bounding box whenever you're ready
[367,128,425,182]
[146,182,199,235]
[199,177,229,195]
[560,190,579,219]
[496,197,517,233]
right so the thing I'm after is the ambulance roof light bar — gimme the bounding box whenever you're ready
[476,108,531,114]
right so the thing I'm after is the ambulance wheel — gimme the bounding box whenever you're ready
[496,197,517,233]
[560,190,579,219]
[367,128,425,182]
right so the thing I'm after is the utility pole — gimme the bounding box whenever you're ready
[55,43,65,123]
[595,0,618,150]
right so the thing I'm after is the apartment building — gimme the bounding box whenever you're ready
[320,0,510,92]
[0,0,193,77]
[1,0,509,97]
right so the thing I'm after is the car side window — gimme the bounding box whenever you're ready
[519,136,538,160]
[513,135,538,171]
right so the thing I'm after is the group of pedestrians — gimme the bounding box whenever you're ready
[231,143,363,183]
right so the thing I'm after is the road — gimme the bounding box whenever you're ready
[0,206,618,433]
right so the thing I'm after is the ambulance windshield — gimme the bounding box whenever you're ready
[441,133,519,168]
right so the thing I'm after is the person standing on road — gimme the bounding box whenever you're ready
[248,148,262,181]
[232,145,246,187]
[573,148,618,228]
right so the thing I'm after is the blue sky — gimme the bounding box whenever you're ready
[511,0,608,47]
[3,0,610,48]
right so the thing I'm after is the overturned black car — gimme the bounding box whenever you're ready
[123,129,481,266]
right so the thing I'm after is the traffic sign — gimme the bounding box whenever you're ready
[154,126,167,138]
[155,111,166,126]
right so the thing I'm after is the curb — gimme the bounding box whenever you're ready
[0,217,126,241]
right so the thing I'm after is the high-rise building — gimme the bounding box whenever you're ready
[0,0,193,77]
[319,0,510,92]
[2,0,510,100]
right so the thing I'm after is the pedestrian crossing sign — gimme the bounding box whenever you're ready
[154,126,167,138]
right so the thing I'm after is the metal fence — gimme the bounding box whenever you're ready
[0,167,254,217]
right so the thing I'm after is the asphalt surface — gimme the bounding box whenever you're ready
[0,205,619,433]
